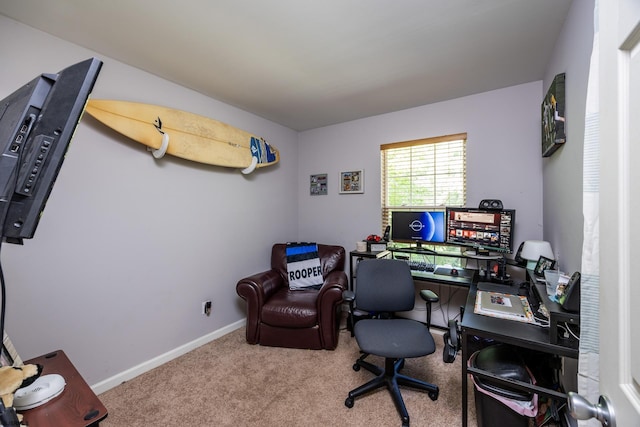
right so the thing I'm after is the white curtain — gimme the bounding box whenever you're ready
[578,1,600,425]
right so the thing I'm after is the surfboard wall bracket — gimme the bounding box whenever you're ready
[241,156,258,174]
[148,132,169,159]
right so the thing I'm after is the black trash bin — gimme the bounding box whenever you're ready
[470,344,536,427]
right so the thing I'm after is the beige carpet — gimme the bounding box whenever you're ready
[99,325,477,426]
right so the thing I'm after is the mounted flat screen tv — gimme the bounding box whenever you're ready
[0,58,102,244]
[391,210,446,246]
[445,207,515,254]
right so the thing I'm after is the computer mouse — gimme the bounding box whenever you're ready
[450,269,458,276]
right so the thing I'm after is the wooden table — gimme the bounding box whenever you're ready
[21,350,107,426]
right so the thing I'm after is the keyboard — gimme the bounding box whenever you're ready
[407,261,436,272]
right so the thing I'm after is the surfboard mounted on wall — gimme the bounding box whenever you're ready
[85,99,279,174]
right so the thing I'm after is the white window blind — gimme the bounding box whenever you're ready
[380,133,467,230]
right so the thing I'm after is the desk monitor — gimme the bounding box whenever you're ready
[445,207,515,254]
[0,58,102,244]
[391,210,445,247]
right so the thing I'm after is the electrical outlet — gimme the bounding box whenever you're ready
[202,300,212,316]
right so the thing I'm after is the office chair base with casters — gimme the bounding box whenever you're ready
[345,355,439,427]
[345,259,441,427]
[353,352,405,373]
[345,318,440,427]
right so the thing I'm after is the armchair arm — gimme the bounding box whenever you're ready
[236,269,284,344]
[317,270,348,349]
[317,270,348,304]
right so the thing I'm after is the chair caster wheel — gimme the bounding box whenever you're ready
[428,390,439,401]
[352,363,360,371]
[402,416,410,427]
[345,396,354,408]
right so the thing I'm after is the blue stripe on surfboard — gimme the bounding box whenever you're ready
[250,137,277,164]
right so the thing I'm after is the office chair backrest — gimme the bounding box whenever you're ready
[355,259,415,312]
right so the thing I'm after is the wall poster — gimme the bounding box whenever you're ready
[541,73,566,157]
[339,170,364,194]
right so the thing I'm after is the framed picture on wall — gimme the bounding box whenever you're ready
[310,174,328,195]
[339,170,364,194]
[541,73,566,157]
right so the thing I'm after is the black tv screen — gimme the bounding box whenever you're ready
[0,58,102,244]
[445,207,515,253]
[391,211,446,244]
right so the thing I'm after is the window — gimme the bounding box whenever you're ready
[380,133,467,230]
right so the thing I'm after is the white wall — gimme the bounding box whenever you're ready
[542,0,594,275]
[297,82,545,260]
[0,16,299,386]
[540,0,594,398]
[0,2,595,393]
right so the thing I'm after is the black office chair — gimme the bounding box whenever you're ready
[344,259,439,427]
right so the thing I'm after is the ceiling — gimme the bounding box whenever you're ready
[0,0,573,131]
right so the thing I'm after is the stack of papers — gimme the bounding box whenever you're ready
[474,290,535,324]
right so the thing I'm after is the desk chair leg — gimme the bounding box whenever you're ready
[354,353,404,374]
[346,357,439,427]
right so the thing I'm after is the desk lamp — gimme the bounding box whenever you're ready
[520,240,555,270]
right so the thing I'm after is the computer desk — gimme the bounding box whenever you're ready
[349,249,474,292]
[460,281,579,427]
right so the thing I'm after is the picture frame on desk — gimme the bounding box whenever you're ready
[534,256,556,276]
[367,241,387,252]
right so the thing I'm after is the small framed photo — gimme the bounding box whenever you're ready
[534,256,556,276]
[339,170,364,194]
[310,174,328,195]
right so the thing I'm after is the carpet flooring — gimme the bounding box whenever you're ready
[99,325,477,426]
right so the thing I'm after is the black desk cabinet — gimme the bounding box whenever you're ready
[460,283,578,427]
[528,270,580,349]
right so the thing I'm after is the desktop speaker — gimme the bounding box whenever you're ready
[478,199,503,210]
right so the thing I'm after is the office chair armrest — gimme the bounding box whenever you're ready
[419,289,439,303]
[419,289,439,329]
[342,290,355,303]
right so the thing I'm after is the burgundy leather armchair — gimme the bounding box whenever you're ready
[236,243,348,350]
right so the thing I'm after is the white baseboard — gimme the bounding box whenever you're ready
[91,319,246,395]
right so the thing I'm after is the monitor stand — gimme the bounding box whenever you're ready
[413,241,436,254]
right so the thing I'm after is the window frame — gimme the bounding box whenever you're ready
[380,133,467,235]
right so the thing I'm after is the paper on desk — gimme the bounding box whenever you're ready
[474,290,536,324]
